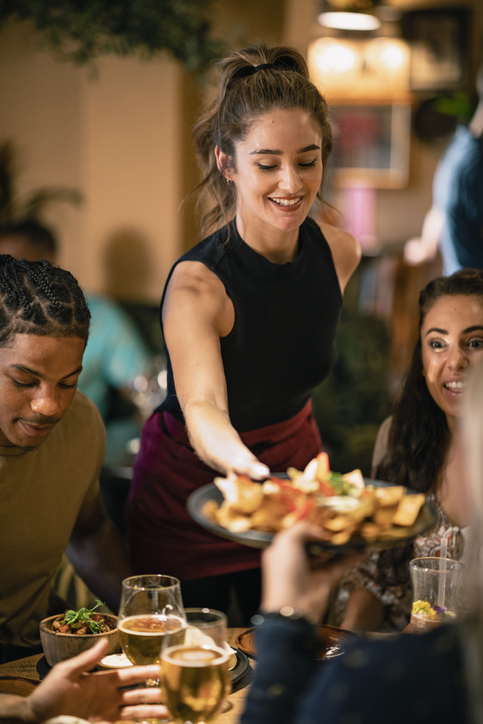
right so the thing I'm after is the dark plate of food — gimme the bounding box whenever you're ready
[236,625,358,661]
[187,473,438,555]
[231,649,250,683]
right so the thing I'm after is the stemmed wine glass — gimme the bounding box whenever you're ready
[118,574,186,667]
[160,608,231,724]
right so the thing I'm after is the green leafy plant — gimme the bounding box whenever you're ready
[0,0,225,72]
[61,598,105,633]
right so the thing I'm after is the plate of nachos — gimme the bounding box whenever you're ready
[187,453,438,554]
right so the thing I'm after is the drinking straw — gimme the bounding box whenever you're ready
[438,536,448,608]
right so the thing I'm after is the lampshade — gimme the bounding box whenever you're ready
[318,0,381,31]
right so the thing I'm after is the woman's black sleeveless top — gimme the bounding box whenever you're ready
[156,217,342,433]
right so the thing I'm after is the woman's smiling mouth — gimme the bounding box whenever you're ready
[444,380,466,392]
[444,379,466,394]
[269,196,303,208]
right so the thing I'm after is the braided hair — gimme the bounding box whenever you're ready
[0,255,90,346]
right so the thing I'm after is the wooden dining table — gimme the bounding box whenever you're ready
[0,628,253,724]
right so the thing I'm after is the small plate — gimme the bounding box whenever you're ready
[37,652,250,684]
[36,655,52,680]
[230,649,250,683]
[236,625,358,660]
[187,478,438,554]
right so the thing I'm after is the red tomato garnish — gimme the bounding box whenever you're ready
[270,479,304,512]
[315,451,330,479]
[292,500,316,522]
[318,479,335,496]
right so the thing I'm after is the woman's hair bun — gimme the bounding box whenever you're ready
[273,55,304,73]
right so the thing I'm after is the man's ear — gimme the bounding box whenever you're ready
[215,146,234,181]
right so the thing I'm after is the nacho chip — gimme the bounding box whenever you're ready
[214,504,252,533]
[214,474,263,514]
[250,496,290,531]
[287,466,303,482]
[392,494,425,527]
[374,485,406,507]
[201,500,220,523]
[360,522,383,540]
[328,525,357,545]
[379,526,413,539]
[341,468,365,490]
[315,452,330,480]
[324,514,355,532]
[372,503,399,526]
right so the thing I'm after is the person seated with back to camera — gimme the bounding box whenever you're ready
[0,255,132,664]
[334,269,483,633]
[239,357,483,724]
[0,219,151,465]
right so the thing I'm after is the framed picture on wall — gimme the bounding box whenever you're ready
[327,102,411,189]
[402,8,470,92]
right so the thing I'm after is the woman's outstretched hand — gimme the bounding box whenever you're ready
[25,639,169,723]
[225,449,270,481]
[261,522,365,622]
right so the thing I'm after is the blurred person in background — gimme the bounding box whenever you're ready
[0,219,151,464]
[405,58,483,274]
[240,357,483,724]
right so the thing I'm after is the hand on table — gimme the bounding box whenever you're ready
[27,639,168,723]
[261,522,365,622]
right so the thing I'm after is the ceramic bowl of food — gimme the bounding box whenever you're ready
[40,612,120,667]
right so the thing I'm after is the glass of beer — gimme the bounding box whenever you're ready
[160,608,231,724]
[118,574,187,666]
[409,557,464,633]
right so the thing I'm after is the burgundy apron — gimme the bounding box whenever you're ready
[127,400,322,580]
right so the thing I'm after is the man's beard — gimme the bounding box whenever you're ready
[18,444,36,452]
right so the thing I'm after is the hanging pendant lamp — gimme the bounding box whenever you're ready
[318,0,382,31]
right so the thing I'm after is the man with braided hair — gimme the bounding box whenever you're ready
[0,219,151,465]
[0,255,131,664]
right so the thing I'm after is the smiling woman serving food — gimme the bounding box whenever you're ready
[127,44,360,621]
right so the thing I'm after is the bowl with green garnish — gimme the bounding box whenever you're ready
[40,599,120,666]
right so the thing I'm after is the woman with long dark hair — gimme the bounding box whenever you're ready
[337,268,483,632]
[127,44,360,622]
[240,346,483,724]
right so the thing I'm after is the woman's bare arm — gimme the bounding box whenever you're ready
[162,261,269,479]
[319,223,361,293]
[340,588,385,632]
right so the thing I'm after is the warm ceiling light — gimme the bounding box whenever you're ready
[378,42,405,70]
[318,11,381,31]
[313,39,357,73]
